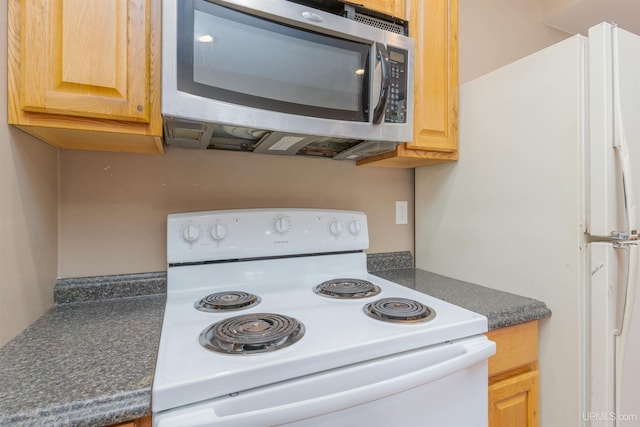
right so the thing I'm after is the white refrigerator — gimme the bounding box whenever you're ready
[414,23,639,427]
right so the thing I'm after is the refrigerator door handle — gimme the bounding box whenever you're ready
[612,142,638,241]
[612,242,638,422]
[613,242,638,336]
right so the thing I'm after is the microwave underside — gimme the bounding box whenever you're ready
[163,118,399,160]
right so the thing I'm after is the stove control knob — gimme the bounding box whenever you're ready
[273,216,291,234]
[348,220,362,236]
[329,220,343,236]
[181,224,202,243]
[209,223,228,241]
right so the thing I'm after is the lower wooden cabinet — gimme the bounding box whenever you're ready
[108,415,151,427]
[486,321,540,427]
[489,369,539,427]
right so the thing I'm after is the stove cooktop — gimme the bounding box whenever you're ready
[153,253,487,413]
[154,209,488,414]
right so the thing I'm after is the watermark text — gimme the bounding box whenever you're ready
[583,412,638,422]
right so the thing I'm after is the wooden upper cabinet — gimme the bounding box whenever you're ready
[355,0,407,20]
[8,0,163,154]
[357,0,459,168]
[407,0,458,152]
[21,0,150,122]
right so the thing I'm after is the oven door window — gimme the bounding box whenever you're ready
[177,0,370,121]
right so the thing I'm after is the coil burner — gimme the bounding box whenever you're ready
[364,298,436,323]
[199,313,305,354]
[313,278,382,299]
[195,291,261,312]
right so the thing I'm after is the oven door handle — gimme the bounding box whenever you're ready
[154,336,495,427]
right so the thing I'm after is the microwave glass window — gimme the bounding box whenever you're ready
[193,11,361,111]
[178,1,370,121]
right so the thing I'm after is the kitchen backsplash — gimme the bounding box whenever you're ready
[53,252,414,304]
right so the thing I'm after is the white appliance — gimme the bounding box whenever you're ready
[162,0,414,160]
[152,208,494,426]
[414,23,640,426]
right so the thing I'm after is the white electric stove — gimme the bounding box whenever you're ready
[152,208,495,427]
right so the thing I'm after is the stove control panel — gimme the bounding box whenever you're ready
[168,208,369,264]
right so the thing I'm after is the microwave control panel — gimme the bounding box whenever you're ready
[385,47,408,124]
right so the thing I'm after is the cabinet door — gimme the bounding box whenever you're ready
[8,0,163,154]
[489,370,540,427]
[407,0,458,152]
[19,0,151,123]
[108,416,151,427]
[357,0,406,19]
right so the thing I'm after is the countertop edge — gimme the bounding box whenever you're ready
[485,302,551,330]
[1,389,150,427]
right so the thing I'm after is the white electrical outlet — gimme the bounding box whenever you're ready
[395,201,408,225]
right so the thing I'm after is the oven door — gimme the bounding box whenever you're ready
[153,335,495,427]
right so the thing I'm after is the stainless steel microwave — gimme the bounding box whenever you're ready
[162,0,415,160]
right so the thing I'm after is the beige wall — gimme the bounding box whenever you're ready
[0,5,59,347]
[56,0,568,279]
[459,0,569,84]
[58,148,414,277]
[1,0,569,345]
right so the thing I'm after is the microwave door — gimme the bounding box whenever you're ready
[179,0,371,121]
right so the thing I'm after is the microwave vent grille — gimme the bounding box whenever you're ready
[284,1,408,35]
[354,13,406,35]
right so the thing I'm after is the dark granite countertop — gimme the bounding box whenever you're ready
[372,267,551,330]
[0,252,550,426]
[0,287,165,427]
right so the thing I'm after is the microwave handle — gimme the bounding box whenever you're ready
[372,42,390,124]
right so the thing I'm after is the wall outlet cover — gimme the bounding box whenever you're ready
[396,201,408,225]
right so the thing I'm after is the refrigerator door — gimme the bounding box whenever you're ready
[589,242,640,426]
[589,23,640,425]
[588,23,640,240]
